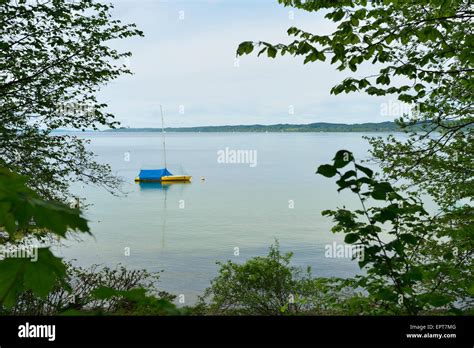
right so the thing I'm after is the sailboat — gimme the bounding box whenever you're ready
[134,105,192,183]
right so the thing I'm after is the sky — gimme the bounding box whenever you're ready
[99,0,396,128]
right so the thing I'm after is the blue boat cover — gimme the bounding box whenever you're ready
[138,168,172,180]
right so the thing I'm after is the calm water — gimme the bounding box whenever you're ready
[55,132,385,304]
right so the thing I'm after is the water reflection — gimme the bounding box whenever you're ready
[136,181,191,249]
[138,182,170,191]
[138,181,191,191]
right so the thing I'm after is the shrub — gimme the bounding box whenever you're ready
[1,263,177,316]
[196,242,357,315]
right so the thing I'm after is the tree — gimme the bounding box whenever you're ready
[0,0,143,202]
[0,166,89,307]
[237,0,473,210]
[317,150,473,314]
[197,242,354,315]
[237,0,473,313]
[0,1,183,316]
[0,166,180,315]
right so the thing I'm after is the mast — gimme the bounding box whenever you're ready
[160,104,167,169]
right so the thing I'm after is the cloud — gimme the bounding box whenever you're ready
[99,0,395,128]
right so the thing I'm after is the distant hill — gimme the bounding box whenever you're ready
[105,121,404,133]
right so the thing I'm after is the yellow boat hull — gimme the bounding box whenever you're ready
[161,175,191,182]
[135,175,191,182]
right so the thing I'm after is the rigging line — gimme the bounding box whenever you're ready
[160,104,167,169]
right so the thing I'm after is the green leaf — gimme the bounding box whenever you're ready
[373,204,400,223]
[237,41,254,56]
[0,248,67,308]
[377,288,398,301]
[340,170,357,180]
[420,293,452,307]
[371,182,393,200]
[267,46,277,58]
[316,164,337,177]
[399,233,418,245]
[0,168,90,238]
[336,178,357,192]
[344,233,359,244]
[355,164,373,178]
[0,258,24,308]
[467,283,474,296]
[92,286,121,299]
[23,248,68,298]
[402,268,423,282]
[333,150,354,168]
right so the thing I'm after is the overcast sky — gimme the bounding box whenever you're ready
[100,0,395,128]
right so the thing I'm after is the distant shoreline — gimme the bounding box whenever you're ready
[103,121,405,133]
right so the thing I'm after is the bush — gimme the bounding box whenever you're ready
[317,150,474,315]
[196,242,358,315]
[1,263,177,315]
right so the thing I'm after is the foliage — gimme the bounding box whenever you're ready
[0,167,90,308]
[368,130,473,211]
[237,0,471,103]
[0,0,182,316]
[317,150,473,315]
[1,263,178,315]
[92,286,181,316]
[0,2,181,316]
[237,0,473,315]
[0,167,89,240]
[0,168,179,315]
[0,0,143,201]
[68,265,180,316]
[236,0,473,211]
[196,242,360,315]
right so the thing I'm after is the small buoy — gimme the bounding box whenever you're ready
[200,176,205,181]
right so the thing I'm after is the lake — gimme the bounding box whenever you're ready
[55,132,388,304]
